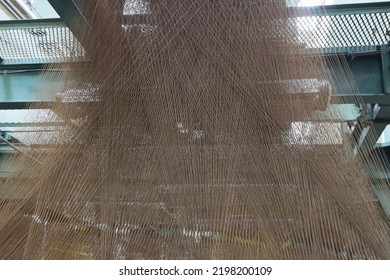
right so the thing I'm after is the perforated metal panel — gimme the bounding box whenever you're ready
[0,19,85,63]
[292,10,390,52]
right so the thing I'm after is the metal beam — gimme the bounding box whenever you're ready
[381,45,390,95]
[333,94,390,105]
[47,0,92,45]
[0,18,64,29]
[291,2,390,17]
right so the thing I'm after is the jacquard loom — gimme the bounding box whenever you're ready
[0,0,389,259]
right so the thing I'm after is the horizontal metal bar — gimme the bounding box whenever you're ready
[0,101,53,109]
[0,63,45,71]
[119,3,390,21]
[332,94,390,105]
[290,2,390,17]
[0,18,64,28]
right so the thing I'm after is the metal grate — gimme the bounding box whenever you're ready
[0,19,86,64]
[291,10,390,52]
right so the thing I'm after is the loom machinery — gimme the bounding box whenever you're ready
[0,3,382,202]
[0,1,390,258]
